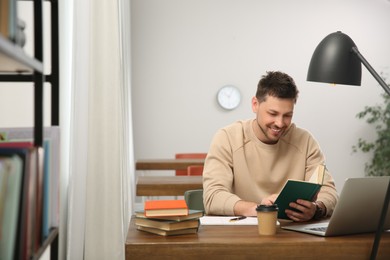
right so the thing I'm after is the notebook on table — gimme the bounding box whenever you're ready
[282,176,390,236]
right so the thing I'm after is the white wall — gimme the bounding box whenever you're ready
[131,0,390,190]
[2,0,389,193]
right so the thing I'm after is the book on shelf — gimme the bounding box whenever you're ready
[0,146,38,260]
[0,0,12,38]
[0,0,25,46]
[137,225,199,236]
[0,141,34,148]
[135,217,200,231]
[0,126,61,233]
[0,0,16,41]
[144,199,189,217]
[0,128,58,259]
[34,147,44,252]
[41,140,50,239]
[0,154,23,260]
[136,209,203,222]
[274,164,325,220]
[21,147,39,260]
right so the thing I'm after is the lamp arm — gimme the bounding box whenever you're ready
[352,47,390,96]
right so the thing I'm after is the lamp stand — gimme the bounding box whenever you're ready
[351,46,390,259]
[370,179,390,260]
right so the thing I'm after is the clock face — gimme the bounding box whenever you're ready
[217,85,241,110]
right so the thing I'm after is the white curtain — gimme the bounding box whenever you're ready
[63,0,134,259]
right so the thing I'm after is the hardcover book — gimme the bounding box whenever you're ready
[144,199,188,217]
[275,164,326,220]
[136,209,203,222]
[136,225,199,236]
[0,155,23,260]
[135,217,200,231]
[274,180,321,220]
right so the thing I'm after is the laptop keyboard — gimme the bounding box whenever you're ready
[308,226,327,232]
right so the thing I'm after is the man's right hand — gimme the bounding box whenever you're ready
[260,194,278,205]
[233,201,258,216]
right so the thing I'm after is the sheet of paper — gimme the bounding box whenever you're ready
[200,216,258,225]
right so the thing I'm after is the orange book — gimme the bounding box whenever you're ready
[144,200,188,217]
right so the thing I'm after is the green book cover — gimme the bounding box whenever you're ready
[274,180,321,220]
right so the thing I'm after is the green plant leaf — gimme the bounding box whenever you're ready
[353,78,390,177]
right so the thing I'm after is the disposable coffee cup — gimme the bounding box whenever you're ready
[256,204,278,235]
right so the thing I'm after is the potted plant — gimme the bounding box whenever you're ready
[353,77,390,176]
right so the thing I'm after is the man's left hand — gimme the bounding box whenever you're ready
[285,199,316,222]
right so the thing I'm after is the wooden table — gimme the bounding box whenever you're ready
[126,217,390,259]
[136,176,203,196]
[136,158,205,171]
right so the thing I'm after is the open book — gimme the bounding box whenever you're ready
[274,164,326,220]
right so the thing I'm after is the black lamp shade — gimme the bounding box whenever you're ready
[307,31,362,86]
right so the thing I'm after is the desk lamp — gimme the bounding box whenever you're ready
[307,31,390,260]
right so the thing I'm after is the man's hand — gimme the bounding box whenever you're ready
[233,201,258,216]
[233,194,280,217]
[285,199,316,222]
[260,194,278,205]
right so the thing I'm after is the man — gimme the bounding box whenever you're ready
[203,71,338,222]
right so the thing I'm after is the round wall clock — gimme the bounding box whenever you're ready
[217,85,241,110]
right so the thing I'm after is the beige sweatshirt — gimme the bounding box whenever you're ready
[203,119,338,216]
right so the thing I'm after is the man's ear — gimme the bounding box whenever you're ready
[251,96,259,113]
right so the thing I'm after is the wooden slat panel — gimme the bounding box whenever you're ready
[136,176,203,196]
[136,158,205,170]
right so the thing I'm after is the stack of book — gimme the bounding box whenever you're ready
[135,199,203,236]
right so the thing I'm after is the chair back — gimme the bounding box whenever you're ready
[187,165,204,176]
[175,153,207,176]
[184,189,204,212]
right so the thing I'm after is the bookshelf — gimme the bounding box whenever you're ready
[0,0,59,259]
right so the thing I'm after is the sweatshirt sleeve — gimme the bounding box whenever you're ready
[203,129,241,215]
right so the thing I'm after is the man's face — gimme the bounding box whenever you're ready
[252,95,295,144]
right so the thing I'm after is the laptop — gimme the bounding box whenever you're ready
[281,176,390,236]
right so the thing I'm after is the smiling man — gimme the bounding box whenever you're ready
[203,71,338,222]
